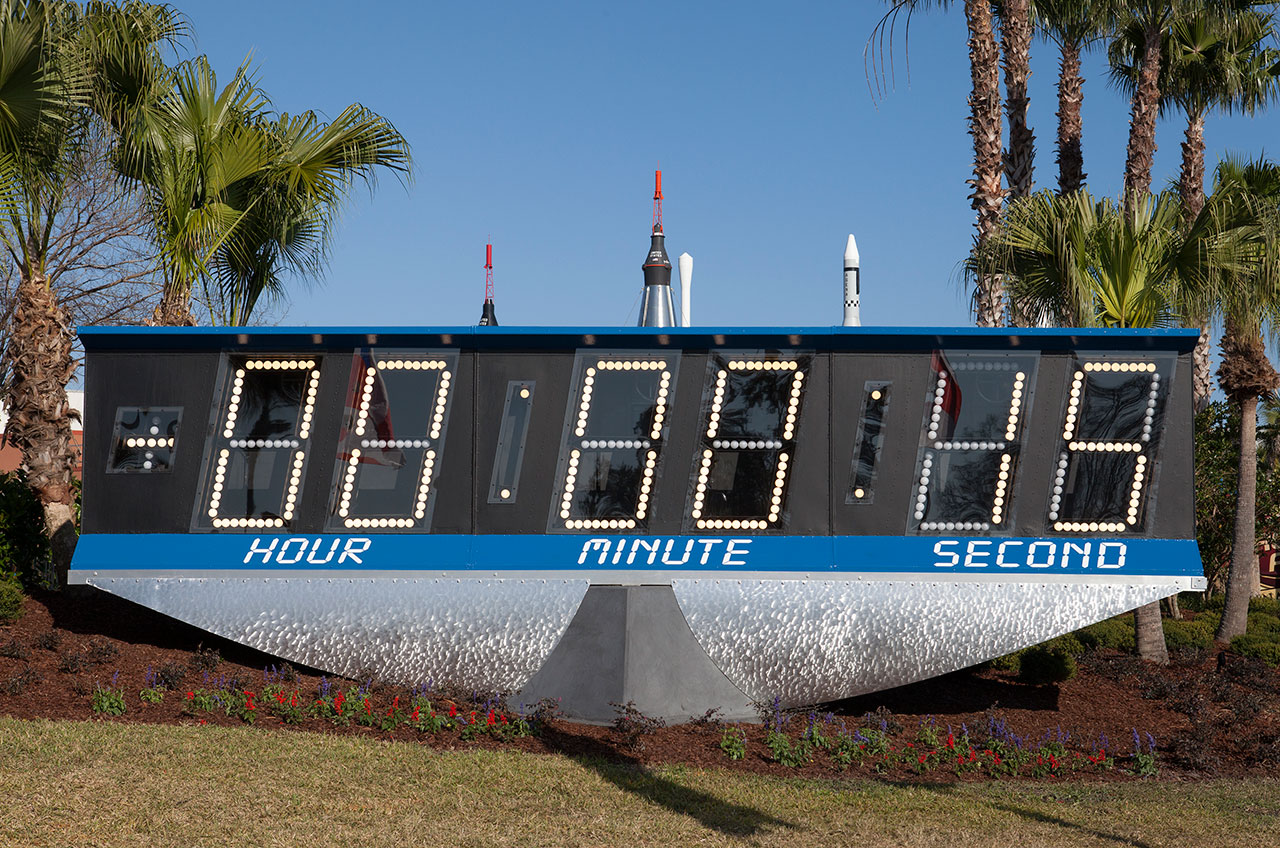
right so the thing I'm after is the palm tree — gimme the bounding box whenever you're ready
[122,56,271,325]
[1209,157,1280,641]
[1033,0,1117,195]
[125,57,411,326]
[975,184,1256,661]
[870,1,1005,326]
[1001,0,1036,203]
[1111,5,1279,412]
[0,0,178,580]
[204,104,412,325]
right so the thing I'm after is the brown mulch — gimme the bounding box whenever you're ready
[2,588,1279,780]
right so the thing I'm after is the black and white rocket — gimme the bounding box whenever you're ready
[843,234,861,327]
[638,170,678,328]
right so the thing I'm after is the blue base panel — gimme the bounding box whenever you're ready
[70,533,1203,578]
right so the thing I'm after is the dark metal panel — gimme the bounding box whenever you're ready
[80,351,218,534]
[785,351,830,535]
[1151,351,1196,539]
[471,351,575,535]
[648,352,711,534]
[427,350,475,534]
[831,353,931,535]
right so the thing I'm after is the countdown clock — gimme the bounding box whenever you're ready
[71,325,1205,721]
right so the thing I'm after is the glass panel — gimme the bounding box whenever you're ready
[549,352,679,532]
[846,382,890,503]
[908,351,1039,534]
[687,353,810,532]
[1048,354,1174,533]
[200,356,321,529]
[108,406,181,473]
[329,350,459,531]
[488,381,535,503]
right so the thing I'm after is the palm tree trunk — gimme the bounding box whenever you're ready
[1193,321,1213,413]
[966,0,1005,327]
[1123,22,1163,212]
[152,286,195,326]
[1134,602,1168,665]
[1179,109,1207,223]
[1055,40,1085,196]
[1001,0,1035,202]
[4,275,79,583]
[1218,393,1261,643]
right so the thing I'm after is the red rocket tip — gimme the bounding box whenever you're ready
[485,243,493,269]
[654,169,663,201]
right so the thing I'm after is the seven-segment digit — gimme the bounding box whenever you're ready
[689,355,808,531]
[550,353,677,531]
[909,351,1038,533]
[1049,356,1171,533]
[204,357,321,528]
[331,350,458,530]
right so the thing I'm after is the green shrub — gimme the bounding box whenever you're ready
[988,649,1024,673]
[0,578,24,624]
[1193,610,1222,633]
[1046,633,1085,657]
[1203,594,1226,613]
[0,471,53,591]
[1248,596,1280,617]
[1247,612,1280,635]
[1162,618,1215,651]
[1018,645,1077,685]
[1229,633,1280,666]
[1076,616,1135,653]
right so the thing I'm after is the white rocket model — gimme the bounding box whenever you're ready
[679,252,693,327]
[843,234,861,327]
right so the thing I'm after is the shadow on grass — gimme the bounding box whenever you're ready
[543,724,798,838]
[907,781,1153,848]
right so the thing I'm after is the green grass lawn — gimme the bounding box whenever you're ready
[0,717,1275,847]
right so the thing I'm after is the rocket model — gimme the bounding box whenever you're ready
[638,170,678,328]
[843,234,861,327]
[478,242,498,326]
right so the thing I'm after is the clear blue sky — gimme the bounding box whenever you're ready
[182,1,1278,330]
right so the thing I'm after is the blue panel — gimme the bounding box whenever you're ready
[71,533,1201,578]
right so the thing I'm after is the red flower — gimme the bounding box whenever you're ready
[276,692,285,704]
[945,733,954,750]
[448,703,457,718]
[487,710,496,726]
[918,754,927,764]
[411,707,420,722]
[290,694,297,707]
[186,692,194,700]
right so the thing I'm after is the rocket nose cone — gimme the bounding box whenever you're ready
[845,234,859,265]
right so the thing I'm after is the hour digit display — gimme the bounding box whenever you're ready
[549,352,677,531]
[330,350,458,530]
[201,357,321,528]
[1049,355,1172,533]
[688,355,808,531]
[909,351,1038,533]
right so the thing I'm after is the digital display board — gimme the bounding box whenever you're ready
[69,326,1205,718]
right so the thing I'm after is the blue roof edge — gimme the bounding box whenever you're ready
[76,325,1202,354]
